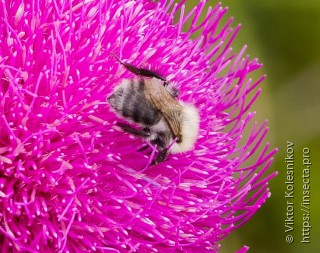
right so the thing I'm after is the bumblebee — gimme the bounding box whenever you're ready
[107,54,199,164]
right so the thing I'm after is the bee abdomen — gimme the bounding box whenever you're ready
[108,79,162,126]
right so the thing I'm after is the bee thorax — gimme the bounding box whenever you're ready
[169,103,199,154]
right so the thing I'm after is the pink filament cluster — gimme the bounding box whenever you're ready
[0,0,277,252]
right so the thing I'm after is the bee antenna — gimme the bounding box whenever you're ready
[109,53,168,83]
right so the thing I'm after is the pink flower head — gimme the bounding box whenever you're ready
[0,0,277,252]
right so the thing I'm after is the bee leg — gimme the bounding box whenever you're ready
[151,148,168,165]
[110,53,167,82]
[137,145,149,152]
[116,122,150,137]
[137,128,151,151]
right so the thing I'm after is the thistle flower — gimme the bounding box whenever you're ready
[0,0,277,252]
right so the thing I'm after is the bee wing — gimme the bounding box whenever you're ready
[144,79,182,138]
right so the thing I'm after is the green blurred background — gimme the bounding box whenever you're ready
[181,1,320,252]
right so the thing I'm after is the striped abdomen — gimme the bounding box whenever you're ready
[107,79,162,126]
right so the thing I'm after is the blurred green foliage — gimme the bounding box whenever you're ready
[179,1,320,252]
